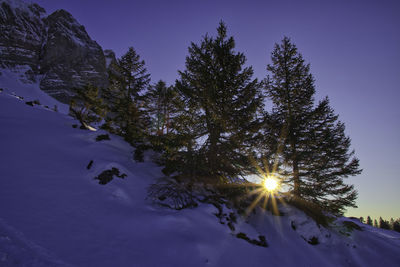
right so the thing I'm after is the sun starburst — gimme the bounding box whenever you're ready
[264,176,279,192]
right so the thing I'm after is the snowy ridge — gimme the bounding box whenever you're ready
[1,73,400,266]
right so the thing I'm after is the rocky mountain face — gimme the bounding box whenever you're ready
[0,0,109,103]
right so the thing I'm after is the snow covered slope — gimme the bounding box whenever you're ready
[1,75,400,266]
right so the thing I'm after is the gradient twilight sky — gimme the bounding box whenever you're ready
[34,0,400,220]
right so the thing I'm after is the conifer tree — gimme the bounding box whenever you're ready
[390,218,395,230]
[392,219,400,232]
[119,47,150,99]
[102,47,150,145]
[263,37,361,214]
[366,216,373,226]
[144,80,178,136]
[173,22,262,181]
[69,84,106,129]
[379,217,390,229]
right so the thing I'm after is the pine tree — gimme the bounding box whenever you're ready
[102,47,150,145]
[374,219,378,228]
[366,216,373,226]
[69,84,106,129]
[390,218,395,230]
[359,217,364,223]
[263,37,361,214]
[304,97,361,213]
[392,219,400,233]
[379,217,390,229]
[173,21,262,181]
[118,47,150,99]
[144,80,178,136]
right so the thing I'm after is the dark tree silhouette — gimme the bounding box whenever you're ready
[263,37,361,214]
[172,21,263,181]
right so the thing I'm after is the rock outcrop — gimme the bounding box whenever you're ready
[0,0,45,74]
[0,0,108,103]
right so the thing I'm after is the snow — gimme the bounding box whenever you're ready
[1,72,400,266]
[0,67,69,113]
[105,57,112,68]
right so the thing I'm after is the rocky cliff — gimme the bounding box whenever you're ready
[0,0,108,103]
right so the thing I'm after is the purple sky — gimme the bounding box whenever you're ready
[35,0,400,220]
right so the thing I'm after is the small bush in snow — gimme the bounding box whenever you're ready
[95,134,110,141]
[147,177,197,210]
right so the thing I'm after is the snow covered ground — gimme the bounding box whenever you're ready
[1,70,400,266]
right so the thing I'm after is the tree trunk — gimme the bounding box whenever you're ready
[208,128,218,176]
[292,157,300,197]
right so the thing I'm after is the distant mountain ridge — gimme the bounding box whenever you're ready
[0,0,113,102]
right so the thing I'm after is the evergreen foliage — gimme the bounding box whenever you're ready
[171,22,263,182]
[144,80,177,136]
[365,215,400,232]
[263,37,361,214]
[143,80,184,153]
[102,47,150,145]
[141,80,186,166]
[392,219,400,232]
[366,216,373,226]
[69,84,106,129]
[67,24,365,219]
[379,217,391,230]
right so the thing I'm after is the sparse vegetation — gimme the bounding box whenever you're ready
[96,134,110,141]
[147,177,197,210]
[69,84,106,130]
